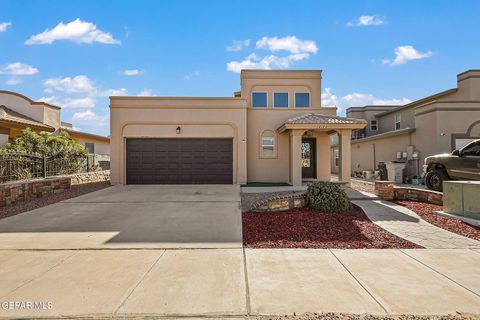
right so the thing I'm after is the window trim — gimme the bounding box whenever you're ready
[251,91,268,108]
[85,142,95,154]
[294,91,311,108]
[273,92,289,108]
[259,130,277,159]
[394,113,401,130]
[370,119,378,131]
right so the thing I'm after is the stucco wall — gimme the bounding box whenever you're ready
[110,97,247,185]
[74,137,111,155]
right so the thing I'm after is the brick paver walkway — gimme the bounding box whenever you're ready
[348,189,480,249]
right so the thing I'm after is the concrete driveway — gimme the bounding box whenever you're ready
[0,185,243,249]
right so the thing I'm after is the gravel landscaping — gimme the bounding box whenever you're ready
[251,312,480,320]
[0,181,111,220]
[243,205,420,249]
[393,200,480,241]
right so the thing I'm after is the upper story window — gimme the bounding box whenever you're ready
[85,142,95,154]
[394,114,401,130]
[370,120,378,131]
[260,130,276,158]
[273,92,289,108]
[252,92,268,108]
[295,92,310,108]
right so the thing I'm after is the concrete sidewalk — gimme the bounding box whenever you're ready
[1,248,480,318]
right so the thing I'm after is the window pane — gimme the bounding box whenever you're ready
[262,146,275,156]
[462,142,480,156]
[295,93,310,108]
[85,142,95,154]
[274,92,289,108]
[252,92,267,108]
[262,136,275,146]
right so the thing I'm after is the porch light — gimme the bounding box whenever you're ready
[176,126,181,134]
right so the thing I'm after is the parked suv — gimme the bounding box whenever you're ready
[423,139,480,191]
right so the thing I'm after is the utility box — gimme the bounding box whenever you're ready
[443,181,480,220]
[386,161,406,183]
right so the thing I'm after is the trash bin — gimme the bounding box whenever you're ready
[386,161,407,183]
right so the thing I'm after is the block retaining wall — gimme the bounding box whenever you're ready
[0,170,110,207]
[374,180,443,205]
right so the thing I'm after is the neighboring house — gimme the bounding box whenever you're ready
[110,70,366,185]
[0,90,110,155]
[331,69,480,180]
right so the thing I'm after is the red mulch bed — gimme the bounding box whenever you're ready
[243,205,420,249]
[0,182,111,220]
[393,200,480,241]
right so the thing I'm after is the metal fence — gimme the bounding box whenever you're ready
[0,153,110,183]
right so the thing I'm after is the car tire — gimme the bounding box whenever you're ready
[425,169,449,192]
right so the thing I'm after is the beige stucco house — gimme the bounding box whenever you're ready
[0,90,110,155]
[331,69,480,181]
[109,70,366,185]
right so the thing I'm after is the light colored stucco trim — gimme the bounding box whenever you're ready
[414,101,480,116]
[351,127,416,144]
[241,69,322,79]
[277,122,366,134]
[0,90,61,110]
[118,121,240,185]
[375,89,457,117]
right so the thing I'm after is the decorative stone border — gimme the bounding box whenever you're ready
[374,180,443,205]
[250,192,306,212]
[0,170,110,207]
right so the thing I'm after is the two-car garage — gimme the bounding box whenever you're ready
[125,138,233,184]
[109,96,247,185]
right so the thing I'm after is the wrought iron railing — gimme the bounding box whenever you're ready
[0,153,110,183]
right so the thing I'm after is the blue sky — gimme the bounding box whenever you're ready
[1,0,479,136]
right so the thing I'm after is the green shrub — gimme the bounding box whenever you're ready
[304,181,352,213]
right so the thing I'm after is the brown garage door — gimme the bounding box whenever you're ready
[126,138,233,184]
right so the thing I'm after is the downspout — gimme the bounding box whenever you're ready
[373,143,376,171]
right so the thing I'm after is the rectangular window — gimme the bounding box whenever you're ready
[261,136,275,157]
[85,142,95,154]
[370,120,378,131]
[273,92,289,108]
[394,114,401,130]
[252,92,268,108]
[295,92,310,108]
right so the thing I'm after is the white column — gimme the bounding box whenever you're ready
[315,132,331,181]
[338,129,352,185]
[289,130,303,186]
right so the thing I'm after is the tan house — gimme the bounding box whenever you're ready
[109,70,366,185]
[331,70,480,180]
[0,90,110,155]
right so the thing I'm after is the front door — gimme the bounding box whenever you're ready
[302,138,316,179]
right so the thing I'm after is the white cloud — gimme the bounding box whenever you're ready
[321,88,411,112]
[227,52,310,73]
[101,88,128,96]
[5,78,21,85]
[137,89,154,96]
[256,36,318,54]
[0,62,39,75]
[382,45,433,66]
[123,69,144,76]
[347,15,385,27]
[0,22,12,32]
[227,36,317,73]
[184,70,200,80]
[25,18,120,45]
[44,75,95,93]
[37,96,95,108]
[72,109,98,121]
[226,39,251,52]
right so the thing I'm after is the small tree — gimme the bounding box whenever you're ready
[1,128,86,158]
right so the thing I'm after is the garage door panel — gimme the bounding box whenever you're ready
[126,138,233,184]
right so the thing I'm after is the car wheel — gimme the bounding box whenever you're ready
[425,170,448,191]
